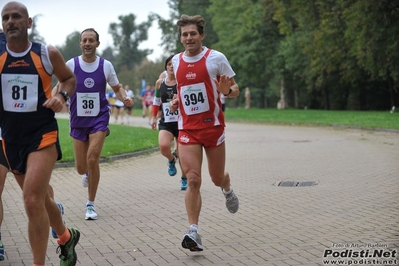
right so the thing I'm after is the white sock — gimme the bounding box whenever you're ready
[189,224,198,232]
[223,186,232,194]
[86,201,94,207]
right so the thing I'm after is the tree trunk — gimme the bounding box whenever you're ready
[277,78,286,109]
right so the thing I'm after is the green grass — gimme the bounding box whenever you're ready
[56,108,398,162]
[224,108,399,130]
[57,118,158,162]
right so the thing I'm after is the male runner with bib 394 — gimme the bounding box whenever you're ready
[170,14,240,252]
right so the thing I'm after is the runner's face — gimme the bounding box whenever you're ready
[80,31,99,56]
[166,61,173,74]
[180,24,204,56]
[1,2,31,41]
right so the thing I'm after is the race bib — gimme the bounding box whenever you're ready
[1,73,39,112]
[181,82,209,115]
[76,92,100,117]
[162,102,178,123]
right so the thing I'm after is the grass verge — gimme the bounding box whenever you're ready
[56,108,398,162]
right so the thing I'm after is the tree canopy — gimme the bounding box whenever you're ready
[108,13,156,72]
[29,0,399,110]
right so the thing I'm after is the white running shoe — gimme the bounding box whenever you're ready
[182,229,203,252]
[223,188,239,213]
[82,173,88,187]
[85,205,98,220]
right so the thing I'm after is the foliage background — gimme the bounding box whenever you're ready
[29,0,399,111]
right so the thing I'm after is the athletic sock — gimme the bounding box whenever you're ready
[223,186,232,195]
[189,224,198,232]
[57,227,71,245]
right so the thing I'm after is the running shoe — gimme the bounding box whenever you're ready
[181,177,187,190]
[85,205,98,220]
[223,188,239,213]
[168,157,177,176]
[82,173,88,187]
[51,202,65,239]
[182,229,203,252]
[0,240,4,261]
[57,227,80,266]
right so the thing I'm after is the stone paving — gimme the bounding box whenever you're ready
[1,114,398,265]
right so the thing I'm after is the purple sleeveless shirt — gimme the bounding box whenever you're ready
[69,57,110,128]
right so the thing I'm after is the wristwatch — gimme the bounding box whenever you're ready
[223,88,232,96]
[58,90,69,102]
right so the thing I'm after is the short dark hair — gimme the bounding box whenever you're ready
[176,14,205,37]
[80,28,100,42]
[165,54,175,70]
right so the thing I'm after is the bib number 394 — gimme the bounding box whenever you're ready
[181,82,209,115]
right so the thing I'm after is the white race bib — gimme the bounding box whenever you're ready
[181,82,209,115]
[162,102,178,123]
[1,73,39,112]
[76,92,100,117]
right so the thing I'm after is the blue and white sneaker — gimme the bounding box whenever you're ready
[168,157,177,176]
[85,205,98,220]
[181,177,187,190]
[51,202,65,239]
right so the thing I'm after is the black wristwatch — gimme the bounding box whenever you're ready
[223,88,232,96]
[58,90,69,102]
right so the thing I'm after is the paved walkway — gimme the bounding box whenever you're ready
[1,113,398,265]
